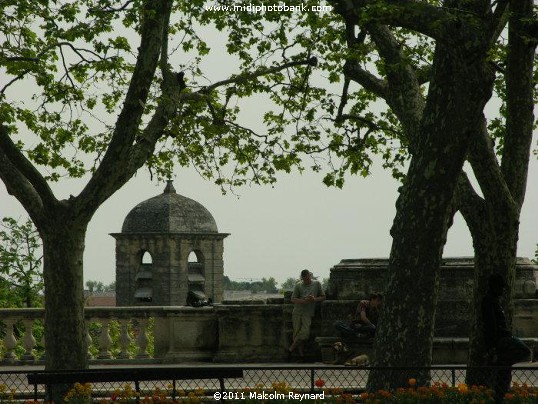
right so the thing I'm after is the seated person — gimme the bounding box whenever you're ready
[334,292,383,339]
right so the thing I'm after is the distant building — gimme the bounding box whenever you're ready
[111,181,229,306]
[84,291,116,307]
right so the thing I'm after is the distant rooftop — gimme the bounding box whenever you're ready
[121,180,218,234]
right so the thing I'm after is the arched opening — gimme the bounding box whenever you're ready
[188,251,199,263]
[141,251,153,264]
[135,249,153,303]
[187,250,205,299]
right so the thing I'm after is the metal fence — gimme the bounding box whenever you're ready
[0,365,536,402]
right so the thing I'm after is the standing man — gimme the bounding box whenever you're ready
[482,273,531,403]
[288,269,325,362]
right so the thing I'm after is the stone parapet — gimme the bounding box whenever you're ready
[214,304,288,362]
[329,257,537,301]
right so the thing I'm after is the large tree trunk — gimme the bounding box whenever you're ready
[464,0,536,383]
[367,45,494,390]
[41,210,88,371]
[455,170,521,384]
[466,215,519,385]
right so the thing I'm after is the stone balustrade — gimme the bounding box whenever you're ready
[0,304,295,366]
[1,299,537,366]
[0,307,167,365]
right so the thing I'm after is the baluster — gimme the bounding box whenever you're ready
[85,320,93,359]
[97,319,112,359]
[135,318,150,359]
[117,319,132,359]
[21,319,36,361]
[2,319,18,363]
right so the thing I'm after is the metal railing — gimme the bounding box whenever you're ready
[0,365,535,402]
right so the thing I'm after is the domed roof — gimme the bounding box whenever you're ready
[121,181,218,233]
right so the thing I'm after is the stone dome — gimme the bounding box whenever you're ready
[121,181,218,233]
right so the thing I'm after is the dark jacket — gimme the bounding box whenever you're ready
[481,292,511,351]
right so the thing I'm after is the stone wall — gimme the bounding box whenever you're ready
[326,257,538,338]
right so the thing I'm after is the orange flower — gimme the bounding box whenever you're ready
[315,378,325,388]
[408,378,417,387]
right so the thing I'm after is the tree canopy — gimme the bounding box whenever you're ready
[0,0,322,371]
[0,217,43,308]
[0,0,536,387]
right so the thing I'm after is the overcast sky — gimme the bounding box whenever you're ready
[2,151,536,286]
[1,5,537,286]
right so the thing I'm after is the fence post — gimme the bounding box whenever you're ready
[451,368,456,387]
[32,373,38,402]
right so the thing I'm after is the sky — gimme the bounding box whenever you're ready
[1,4,537,287]
[1,152,537,286]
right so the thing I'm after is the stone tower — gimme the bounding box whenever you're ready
[112,181,229,306]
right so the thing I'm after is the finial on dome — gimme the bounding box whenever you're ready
[163,180,176,194]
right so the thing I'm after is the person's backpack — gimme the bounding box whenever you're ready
[187,290,213,307]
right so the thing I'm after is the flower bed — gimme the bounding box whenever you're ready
[1,378,536,403]
[359,379,538,403]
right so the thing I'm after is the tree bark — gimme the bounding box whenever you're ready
[367,44,494,390]
[464,0,536,382]
[41,209,88,370]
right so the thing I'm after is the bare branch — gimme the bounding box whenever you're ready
[59,46,76,88]
[0,69,32,95]
[89,0,134,13]
[336,78,351,123]
[1,56,40,63]
[202,57,318,93]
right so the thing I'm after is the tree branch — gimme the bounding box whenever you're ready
[89,0,134,13]
[343,59,388,98]
[77,0,173,216]
[500,0,536,206]
[415,65,432,85]
[1,56,40,63]
[367,24,424,153]
[202,57,318,93]
[454,172,487,240]
[128,56,320,173]
[467,117,517,214]
[336,77,351,121]
[332,0,483,46]
[0,125,56,223]
[485,0,510,48]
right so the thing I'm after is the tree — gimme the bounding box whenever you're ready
[322,1,536,389]
[85,280,114,293]
[323,0,536,389]
[281,277,298,291]
[0,0,315,371]
[2,1,535,388]
[0,216,43,308]
[455,0,537,384]
[222,276,278,293]
[213,0,535,389]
